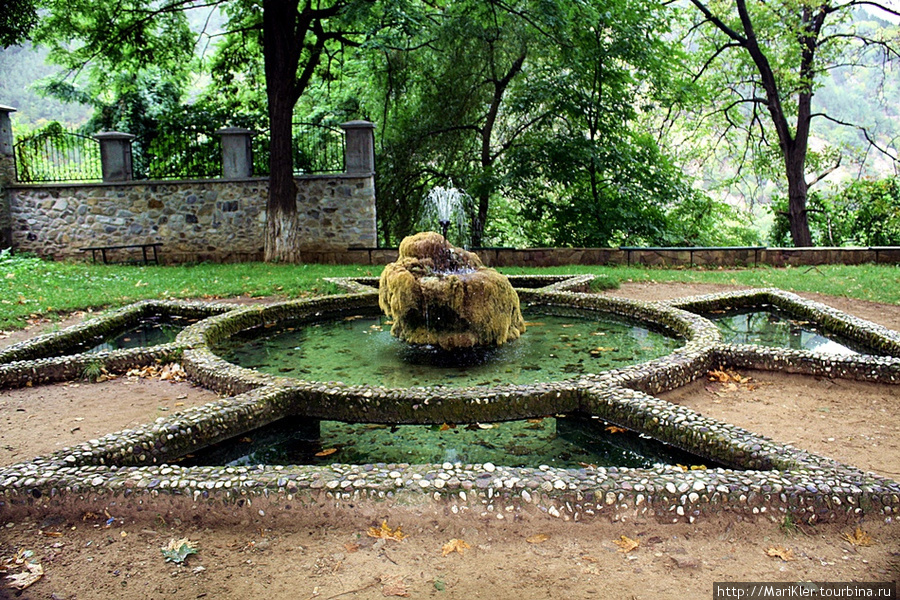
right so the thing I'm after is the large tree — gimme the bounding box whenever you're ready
[684,0,900,246]
[32,0,369,262]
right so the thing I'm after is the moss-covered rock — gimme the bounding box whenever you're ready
[379,232,526,350]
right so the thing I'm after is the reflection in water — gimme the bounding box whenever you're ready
[49,315,197,358]
[708,306,872,355]
[179,413,722,470]
[214,306,684,388]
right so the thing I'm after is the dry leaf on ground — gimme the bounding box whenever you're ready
[126,363,187,382]
[368,521,407,542]
[5,562,43,590]
[526,533,550,544]
[764,546,796,561]
[380,575,410,597]
[613,535,640,553]
[442,539,471,556]
[842,527,874,546]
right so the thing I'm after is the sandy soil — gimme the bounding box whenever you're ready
[1,282,898,599]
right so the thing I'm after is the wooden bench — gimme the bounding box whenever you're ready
[81,242,162,265]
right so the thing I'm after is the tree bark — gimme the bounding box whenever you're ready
[691,0,823,247]
[263,0,302,262]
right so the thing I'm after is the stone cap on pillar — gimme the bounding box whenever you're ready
[340,120,376,175]
[94,131,136,182]
[93,131,136,142]
[216,127,255,179]
[215,126,255,136]
[0,105,16,157]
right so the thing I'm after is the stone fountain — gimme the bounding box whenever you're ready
[378,232,525,350]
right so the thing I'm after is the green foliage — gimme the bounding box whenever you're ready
[664,192,762,247]
[81,359,105,383]
[769,177,900,246]
[363,0,692,248]
[0,0,38,47]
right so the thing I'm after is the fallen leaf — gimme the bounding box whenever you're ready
[764,546,796,561]
[5,562,42,590]
[38,530,63,537]
[441,538,471,556]
[526,533,550,544]
[380,575,410,597]
[315,448,338,457]
[604,425,627,434]
[439,423,452,431]
[613,535,640,553]
[842,527,874,547]
[708,369,731,383]
[589,346,616,355]
[367,521,407,542]
[161,538,198,564]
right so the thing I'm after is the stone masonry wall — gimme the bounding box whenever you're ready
[7,175,377,263]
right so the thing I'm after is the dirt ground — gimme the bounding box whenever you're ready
[1,282,898,599]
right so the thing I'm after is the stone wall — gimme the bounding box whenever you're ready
[328,245,900,267]
[7,175,377,263]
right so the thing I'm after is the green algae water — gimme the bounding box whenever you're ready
[181,413,716,470]
[707,306,872,355]
[52,315,197,357]
[214,305,684,388]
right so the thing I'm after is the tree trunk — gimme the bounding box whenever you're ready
[785,147,813,247]
[263,0,302,262]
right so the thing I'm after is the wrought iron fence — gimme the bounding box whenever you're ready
[133,125,221,180]
[12,120,346,183]
[252,122,345,176]
[13,124,102,183]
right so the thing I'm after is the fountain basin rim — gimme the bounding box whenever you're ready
[182,292,709,401]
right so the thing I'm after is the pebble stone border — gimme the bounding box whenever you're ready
[0,277,898,526]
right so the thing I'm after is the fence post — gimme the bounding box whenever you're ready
[0,105,15,250]
[94,131,135,182]
[216,127,254,178]
[340,120,375,175]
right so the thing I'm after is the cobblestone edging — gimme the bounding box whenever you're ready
[1,278,898,525]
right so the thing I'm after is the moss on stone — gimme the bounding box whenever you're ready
[379,232,526,350]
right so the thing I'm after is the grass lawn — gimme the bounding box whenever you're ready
[1,252,897,330]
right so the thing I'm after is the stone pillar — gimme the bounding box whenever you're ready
[94,131,135,182]
[340,120,375,175]
[0,105,15,249]
[216,127,254,178]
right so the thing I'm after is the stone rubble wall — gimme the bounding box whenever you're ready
[6,175,377,263]
[304,246,900,267]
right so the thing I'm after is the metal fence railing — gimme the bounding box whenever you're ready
[13,124,102,183]
[253,122,345,176]
[12,120,346,184]
[133,126,221,180]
